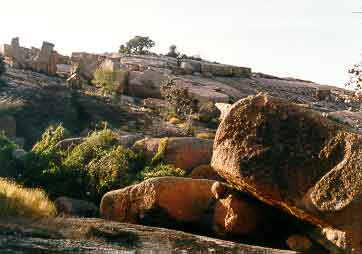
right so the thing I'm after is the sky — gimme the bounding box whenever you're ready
[1,0,362,87]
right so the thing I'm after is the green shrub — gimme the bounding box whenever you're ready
[87,146,144,201]
[23,128,146,202]
[17,126,186,204]
[62,129,118,168]
[0,132,18,178]
[92,69,128,95]
[32,124,68,155]
[151,137,168,166]
[160,78,196,119]
[140,164,186,180]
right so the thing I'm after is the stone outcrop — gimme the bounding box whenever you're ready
[211,93,362,253]
[0,38,70,76]
[54,197,98,217]
[32,42,57,75]
[180,60,201,74]
[100,177,267,238]
[133,137,213,171]
[190,165,224,181]
[121,55,178,71]
[71,52,106,81]
[127,69,168,99]
[215,102,232,120]
[200,63,251,78]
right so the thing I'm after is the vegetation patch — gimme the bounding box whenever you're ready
[140,163,186,180]
[0,178,56,218]
[0,132,19,178]
[92,69,128,95]
[196,132,215,140]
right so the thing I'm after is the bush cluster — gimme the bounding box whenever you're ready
[92,69,128,96]
[160,78,196,119]
[0,125,185,204]
[0,132,19,177]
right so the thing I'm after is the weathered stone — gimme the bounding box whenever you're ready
[190,165,224,181]
[33,42,56,75]
[180,60,201,74]
[121,55,178,70]
[54,197,98,217]
[328,110,362,130]
[100,177,266,238]
[10,37,26,68]
[99,59,120,72]
[0,44,12,57]
[286,235,312,252]
[117,134,144,148]
[215,103,232,120]
[173,78,231,103]
[315,88,331,101]
[133,137,213,171]
[142,98,167,110]
[232,66,252,78]
[211,93,362,253]
[71,52,105,80]
[127,69,168,99]
[198,101,220,122]
[213,194,265,238]
[201,63,233,77]
[56,64,72,77]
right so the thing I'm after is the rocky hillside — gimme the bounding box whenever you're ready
[2,43,362,254]
[0,53,359,148]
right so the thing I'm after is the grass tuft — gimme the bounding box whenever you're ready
[0,178,56,218]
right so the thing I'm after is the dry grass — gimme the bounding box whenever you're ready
[0,178,56,218]
[168,117,182,125]
[196,132,215,140]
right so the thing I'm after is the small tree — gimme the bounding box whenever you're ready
[119,36,155,55]
[160,78,196,119]
[167,45,179,58]
[347,62,362,102]
[92,68,129,97]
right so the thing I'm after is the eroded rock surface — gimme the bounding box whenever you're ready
[101,177,269,239]
[211,93,362,253]
[133,137,213,171]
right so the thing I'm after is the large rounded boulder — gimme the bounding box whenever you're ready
[211,93,362,253]
[133,137,213,171]
[100,177,268,238]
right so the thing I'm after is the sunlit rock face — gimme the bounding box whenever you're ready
[211,93,362,253]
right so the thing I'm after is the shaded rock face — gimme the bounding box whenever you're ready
[211,93,362,253]
[190,164,224,182]
[133,137,213,171]
[100,177,310,249]
[101,177,267,239]
[0,115,16,138]
[54,197,98,217]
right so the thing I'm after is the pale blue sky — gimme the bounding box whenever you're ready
[1,0,362,86]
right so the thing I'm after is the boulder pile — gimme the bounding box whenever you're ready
[99,93,362,253]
